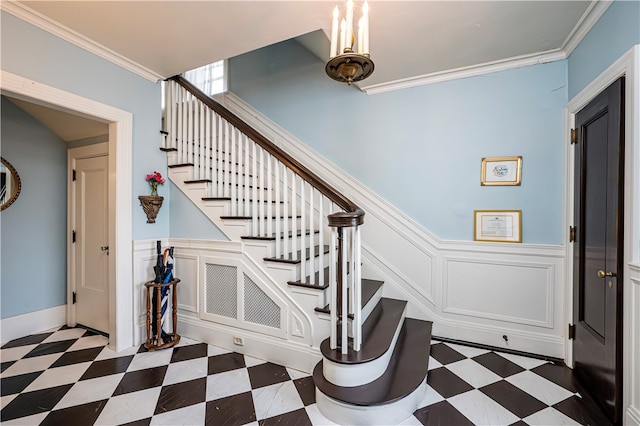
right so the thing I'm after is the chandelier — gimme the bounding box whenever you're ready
[326,0,374,85]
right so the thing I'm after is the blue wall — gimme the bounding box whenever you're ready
[1,11,168,240]
[1,11,167,319]
[568,0,640,98]
[229,41,567,244]
[1,97,68,318]
[169,186,228,240]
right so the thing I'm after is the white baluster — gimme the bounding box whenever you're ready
[330,226,337,350]
[318,196,324,288]
[252,143,258,236]
[275,161,281,258]
[309,187,315,285]
[291,174,297,261]
[283,168,289,257]
[259,148,266,236]
[199,101,205,181]
[193,100,200,179]
[223,121,230,198]
[354,225,362,351]
[216,116,223,197]
[267,154,273,239]
[300,181,306,280]
[231,128,237,216]
[177,87,184,164]
[187,92,193,167]
[244,135,250,216]
[341,227,348,355]
[205,108,212,190]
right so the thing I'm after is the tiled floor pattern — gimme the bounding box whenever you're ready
[1,327,610,425]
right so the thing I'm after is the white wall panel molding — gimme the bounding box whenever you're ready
[133,239,314,350]
[442,257,555,328]
[362,243,436,307]
[628,263,640,426]
[0,305,66,345]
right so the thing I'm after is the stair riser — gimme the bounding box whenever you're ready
[322,304,406,387]
[315,381,426,426]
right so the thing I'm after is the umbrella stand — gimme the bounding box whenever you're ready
[144,278,181,351]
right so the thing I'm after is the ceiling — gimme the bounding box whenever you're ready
[3,0,607,139]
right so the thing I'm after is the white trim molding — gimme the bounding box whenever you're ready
[565,44,640,426]
[1,70,134,352]
[0,0,163,83]
[0,305,66,345]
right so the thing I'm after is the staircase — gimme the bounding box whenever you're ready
[162,75,432,425]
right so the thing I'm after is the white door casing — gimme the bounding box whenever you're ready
[71,145,109,333]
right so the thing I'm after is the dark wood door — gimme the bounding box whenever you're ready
[573,77,624,424]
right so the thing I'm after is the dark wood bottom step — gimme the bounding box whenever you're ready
[264,245,330,264]
[313,278,383,314]
[314,318,432,406]
[320,298,406,365]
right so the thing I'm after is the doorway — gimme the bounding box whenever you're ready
[69,144,110,334]
[572,77,624,424]
[1,70,134,351]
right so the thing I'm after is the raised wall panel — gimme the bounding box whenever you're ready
[361,214,435,303]
[175,254,198,313]
[443,258,554,328]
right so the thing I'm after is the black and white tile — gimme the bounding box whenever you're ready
[0,327,610,425]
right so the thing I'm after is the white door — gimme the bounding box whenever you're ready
[74,154,109,333]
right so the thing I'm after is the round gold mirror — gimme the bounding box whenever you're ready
[1,157,22,211]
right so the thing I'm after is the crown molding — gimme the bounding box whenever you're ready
[361,50,567,96]
[560,0,613,56]
[361,0,612,96]
[1,0,164,83]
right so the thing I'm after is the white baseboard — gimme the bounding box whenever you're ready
[1,305,66,345]
[178,314,321,374]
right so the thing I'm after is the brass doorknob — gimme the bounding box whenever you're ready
[597,269,616,278]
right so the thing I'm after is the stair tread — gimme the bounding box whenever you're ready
[320,298,406,365]
[264,245,330,264]
[242,230,320,241]
[290,267,331,290]
[313,278,383,312]
[202,197,284,204]
[314,318,432,406]
[220,215,302,220]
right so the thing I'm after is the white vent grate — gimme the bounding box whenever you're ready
[243,274,280,328]
[205,264,237,319]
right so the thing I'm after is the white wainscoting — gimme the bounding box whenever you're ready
[627,263,640,426]
[0,305,66,345]
[219,92,568,358]
[133,239,320,373]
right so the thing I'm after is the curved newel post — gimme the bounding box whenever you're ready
[328,210,364,354]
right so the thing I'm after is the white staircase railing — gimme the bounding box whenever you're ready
[163,76,364,353]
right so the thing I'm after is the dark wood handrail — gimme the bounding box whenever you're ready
[168,75,364,226]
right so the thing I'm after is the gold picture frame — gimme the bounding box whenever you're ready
[481,156,522,186]
[474,210,522,243]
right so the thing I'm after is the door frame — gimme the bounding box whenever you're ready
[68,143,109,332]
[564,45,639,423]
[0,70,134,352]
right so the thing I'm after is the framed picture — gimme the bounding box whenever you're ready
[481,156,522,186]
[474,210,522,243]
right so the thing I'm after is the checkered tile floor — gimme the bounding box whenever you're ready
[1,327,610,425]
